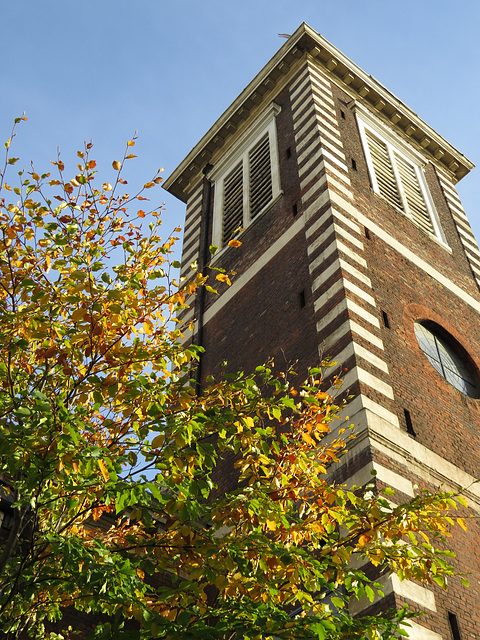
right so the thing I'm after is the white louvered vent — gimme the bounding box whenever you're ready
[365,130,402,210]
[362,123,440,239]
[249,133,272,219]
[211,105,281,249]
[395,153,434,235]
[222,162,243,244]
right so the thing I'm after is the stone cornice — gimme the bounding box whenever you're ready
[164,22,474,202]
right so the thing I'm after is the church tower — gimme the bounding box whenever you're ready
[164,23,480,638]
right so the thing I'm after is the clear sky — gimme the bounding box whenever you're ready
[3,1,480,261]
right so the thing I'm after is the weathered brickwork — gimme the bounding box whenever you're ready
[168,27,480,639]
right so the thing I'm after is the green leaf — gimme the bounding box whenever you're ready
[147,483,164,503]
[432,575,446,589]
[280,396,296,410]
[310,622,326,640]
[331,596,345,609]
[271,406,281,420]
[365,585,375,602]
[14,406,31,417]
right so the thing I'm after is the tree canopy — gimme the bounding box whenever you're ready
[0,118,469,640]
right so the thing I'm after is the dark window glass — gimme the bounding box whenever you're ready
[414,322,478,397]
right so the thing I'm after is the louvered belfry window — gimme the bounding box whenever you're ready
[221,132,273,245]
[364,127,437,237]
[365,130,402,210]
[394,152,434,235]
[249,133,272,219]
[222,162,244,245]
[212,105,281,249]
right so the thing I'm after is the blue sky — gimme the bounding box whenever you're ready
[3,1,480,259]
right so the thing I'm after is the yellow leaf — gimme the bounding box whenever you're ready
[216,273,231,285]
[266,518,277,531]
[151,434,165,449]
[228,239,242,247]
[98,459,109,482]
[144,182,155,189]
[112,161,121,171]
[143,321,153,335]
[243,416,254,429]
[457,517,468,532]
[127,140,135,147]
[71,308,87,322]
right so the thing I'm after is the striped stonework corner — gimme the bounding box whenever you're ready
[179,181,203,280]
[350,572,437,615]
[176,180,203,344]
[398,621,442,640]
[436,168,480,290]
[351,574,443,640]
[289,61,447,626]
[289,60,395,425]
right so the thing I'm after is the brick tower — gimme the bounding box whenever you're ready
[164,23,480,639]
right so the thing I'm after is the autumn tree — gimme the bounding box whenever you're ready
[0,118,469,640]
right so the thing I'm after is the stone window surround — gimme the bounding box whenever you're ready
[355,104,447,246]
[209,103,282,250]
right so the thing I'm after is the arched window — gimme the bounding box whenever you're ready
[414,322,478,398]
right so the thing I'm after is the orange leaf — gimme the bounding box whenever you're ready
[301,432,315,446]
[228,239,242,248]
[358,533,372,547]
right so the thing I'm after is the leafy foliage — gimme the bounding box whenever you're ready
[0,118,468,639]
